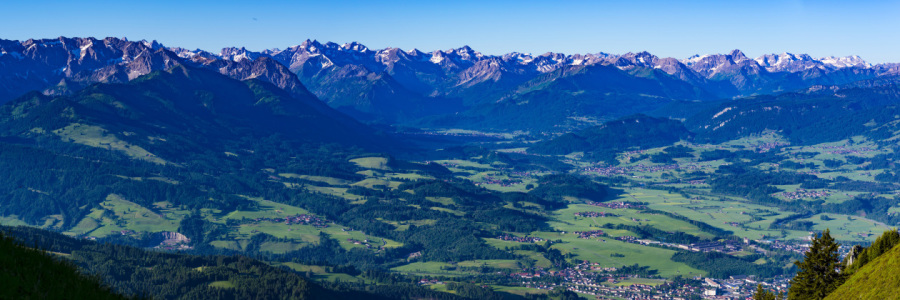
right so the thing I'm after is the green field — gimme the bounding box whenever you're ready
[350,157,391,170]
[551,204,714,239]
[53,123,168,165]
[529,231,707,277]
[66,194,181,237]
[391,259,520,276]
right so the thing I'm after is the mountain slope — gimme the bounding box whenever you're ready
[0,226,382,300]
[530,114,693,155]
[171,40,893,131]
[0,37,180,103]
[0,65,392,155]
[421,64,715,131]
[685,81,900,144]
[0,65,395,227]
[3,37,897,133]
[0,231,129,300]
[825,243,900,300]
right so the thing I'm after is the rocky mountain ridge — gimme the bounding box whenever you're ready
[3,36,900,131]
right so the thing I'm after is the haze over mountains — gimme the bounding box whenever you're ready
[4,36,900,132]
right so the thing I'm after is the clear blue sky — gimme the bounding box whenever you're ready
[2,0,898,63]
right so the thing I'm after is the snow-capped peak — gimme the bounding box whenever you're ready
[219,47,260,62]
[820,55,870,68]
[141,39,163,50]
[341,42,369,53]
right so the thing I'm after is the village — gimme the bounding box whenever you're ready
[582,162,710,179]
[586,201,647,210]
[507,260,756,299]
[777,189,831,200]
[574,211,619,218]
[496,234,545,243]
[238,214,329,228]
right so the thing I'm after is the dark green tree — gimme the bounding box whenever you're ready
[788,229,844,299]
[845,229,900,274]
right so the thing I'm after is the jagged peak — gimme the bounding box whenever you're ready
[341,41,369,52]
[450,45,483,60]
[405,48,423,56]
[728,49,747,59]
[140,39,163,50]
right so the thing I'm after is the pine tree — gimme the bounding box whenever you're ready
[754,284,776,300]
[845,229,900,273]
[788,229,845,300]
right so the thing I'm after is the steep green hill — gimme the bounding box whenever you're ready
[530,114,693,155]
[0,232,129,300]
[826,243,900,300]
[0,226,380,299]
[685,83,900,144]
[422,65,716,131]
[0,65,400,228]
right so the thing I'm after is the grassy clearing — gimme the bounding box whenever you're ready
[379,219,436,231]
[795,213,889,243]
[0,216,29,227]
[218,196,310,221]
[350,157,391,170]
[434,160,494,170]
[430,207,465,216]
[234,222,402,251]
[391,259,520,276]
[551,204,713,239]
[53,123,168,165]
[607,278,667,287]
[352,178,402,189]
[278,174,351,186]
[622,188,805,240]
[66,194,181,237]
[425,197,455,205]
[208,281,235,289]
[274,262,363,282]
[259,241,305,253]
[303,186,359,200]
[492,286,548,296]
[529,231,706,277]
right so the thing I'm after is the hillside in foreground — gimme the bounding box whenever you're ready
[826,243,900,299]
[0,232,129,300]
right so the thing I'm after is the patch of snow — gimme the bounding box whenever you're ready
[79,42,92,59]
[712,107,733,119]
[682,54,710,66]
[0,51,17,59]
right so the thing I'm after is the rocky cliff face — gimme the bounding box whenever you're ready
[0,37,180,102]
[3,36,898,131]
[158,231,190,245]
[0,37,315,106]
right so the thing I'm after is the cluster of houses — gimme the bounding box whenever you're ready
[573,230,607,239]
[513,261,704,299]
[495,234,544,243]
[475,175,522,187]
[584,163,687,177]
[701,275,792,299]
[778,189,831,200]
[574,211,618,218]
[610,234,745,254]
[820,145,876,156]
[586,201,646,210]
[244,214,329,228]
[756,142,789,152]
[346,238,386,249]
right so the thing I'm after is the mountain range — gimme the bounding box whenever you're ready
[4,37,900,132]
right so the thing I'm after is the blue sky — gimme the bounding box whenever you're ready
[2,0,898,63]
